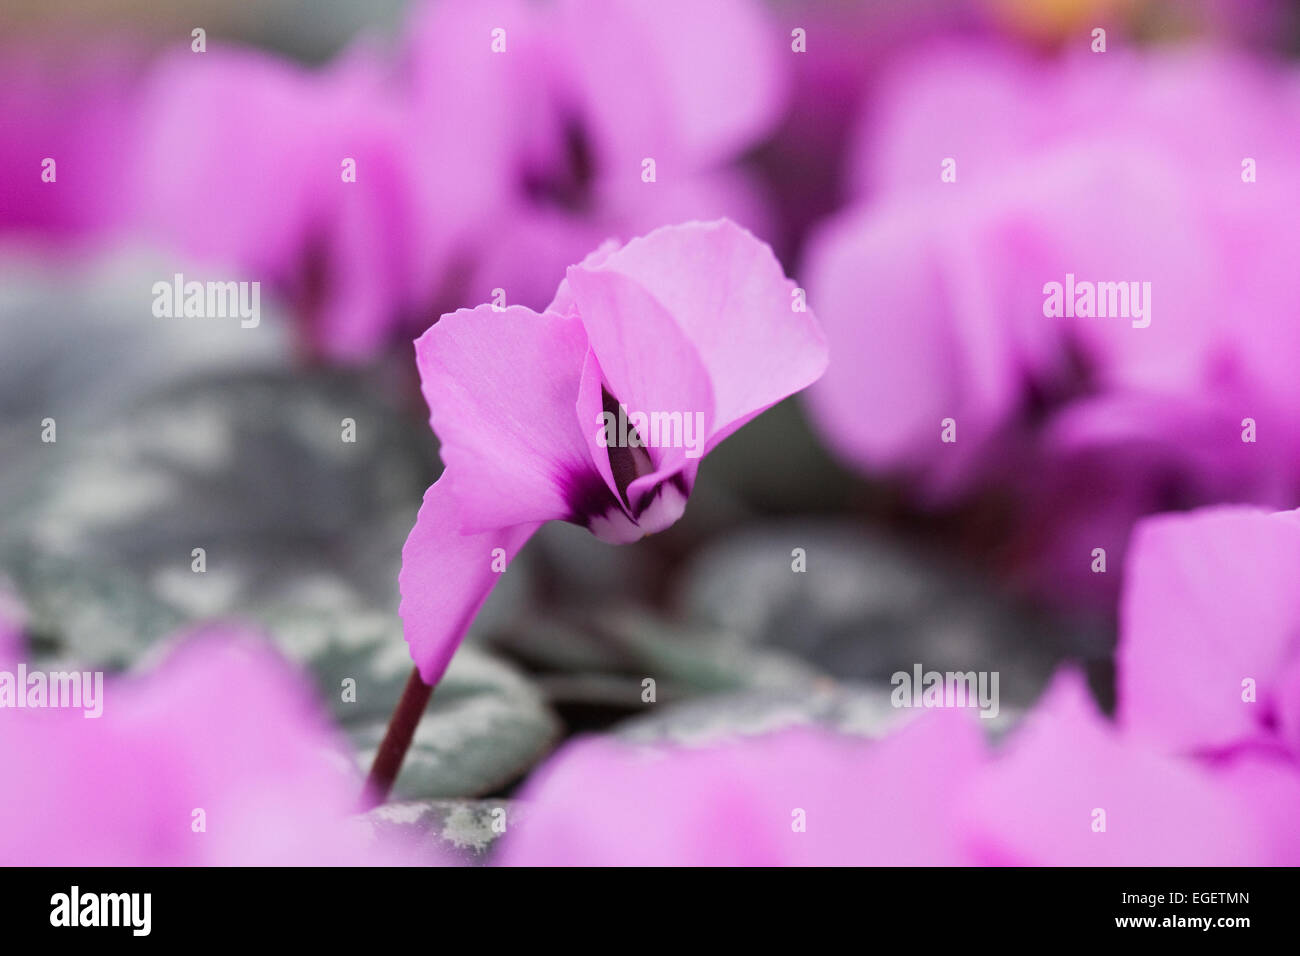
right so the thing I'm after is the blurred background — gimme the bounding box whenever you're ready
[3,0,1298,861]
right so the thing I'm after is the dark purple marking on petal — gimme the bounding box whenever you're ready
[561,466,625,529]
[520,115,596,213]
[602,386,654,507]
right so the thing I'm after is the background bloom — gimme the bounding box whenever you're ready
[964,669,1300,865]
[1119,506,1300,758]
[499,714,983,866]
[0,628,395,866]
[802,42,1300,605]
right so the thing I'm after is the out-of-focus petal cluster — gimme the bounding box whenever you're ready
[500,506,1300,866]
[0,628,399,865]
[0,0,786,361]
[804,43,1300,604]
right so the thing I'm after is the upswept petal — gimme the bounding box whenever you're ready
[414,304,595,531]
[563,263,714,496]
[568,220,828,452]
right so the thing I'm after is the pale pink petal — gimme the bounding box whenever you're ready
[414,304,595,532]
[398,477,540,685]
[551,0,785,172]
[964,670,1277,865]
[1118,507,1300,756]
[562,259,715,495]
[0,629,392,865]
[500,713,984,866]
[569,219,827,452]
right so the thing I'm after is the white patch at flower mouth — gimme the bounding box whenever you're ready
[587,480,688,544]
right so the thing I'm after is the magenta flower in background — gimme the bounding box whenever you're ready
[399,219,828,684]
[1119,506,1300,759]
[403,0,787,312]
[45,0,789,361]
[127,44,438,360]
[498,713,984,866]
[802,42,1300,604]
[496,523,1300,865]
[0,628,395,865]
[495,672,1300,866]
[963,669,1300,865]
[0,41,148,245]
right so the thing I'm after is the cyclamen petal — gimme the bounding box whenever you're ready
[964,670,1300,865]
[498,713,985,867]
[572,219,829,451]
[399,479,543,684]
[1119,506,1300,758]
[399,220,827,685]
[130,46,436,361]
[0,629,398,866]
[414,305,596,532]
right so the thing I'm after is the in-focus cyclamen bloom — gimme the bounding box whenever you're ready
[0,627,396,866]
[399,220,827,683]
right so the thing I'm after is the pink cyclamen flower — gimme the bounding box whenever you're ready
[0,39,148,243]
[399,219,827,684]
[498,713,985,866]
[128,45,436,360]
[498,673,1300,866]
[0,628,395,865]
[1119,506,1300,760]
[964,669,1300,865]
[494,504,1300,866]
[811,42,1300,493]
[802,42,1300,605]
[402,0,786,311]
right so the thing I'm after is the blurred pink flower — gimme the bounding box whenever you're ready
[498,504,1300,865]
[803,42,1300,603]
[402,0,786,311]
[964,669,1300,865]
[399,219,828,684]
[127,44,438,360]
[4,1,788,362]
[0,628,393,865]
[0,40,148,245]
[1119,506,1300,759]
[499,659,1300,866]
[499,713,984,866]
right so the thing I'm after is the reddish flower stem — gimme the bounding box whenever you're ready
[360,667,432,810]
